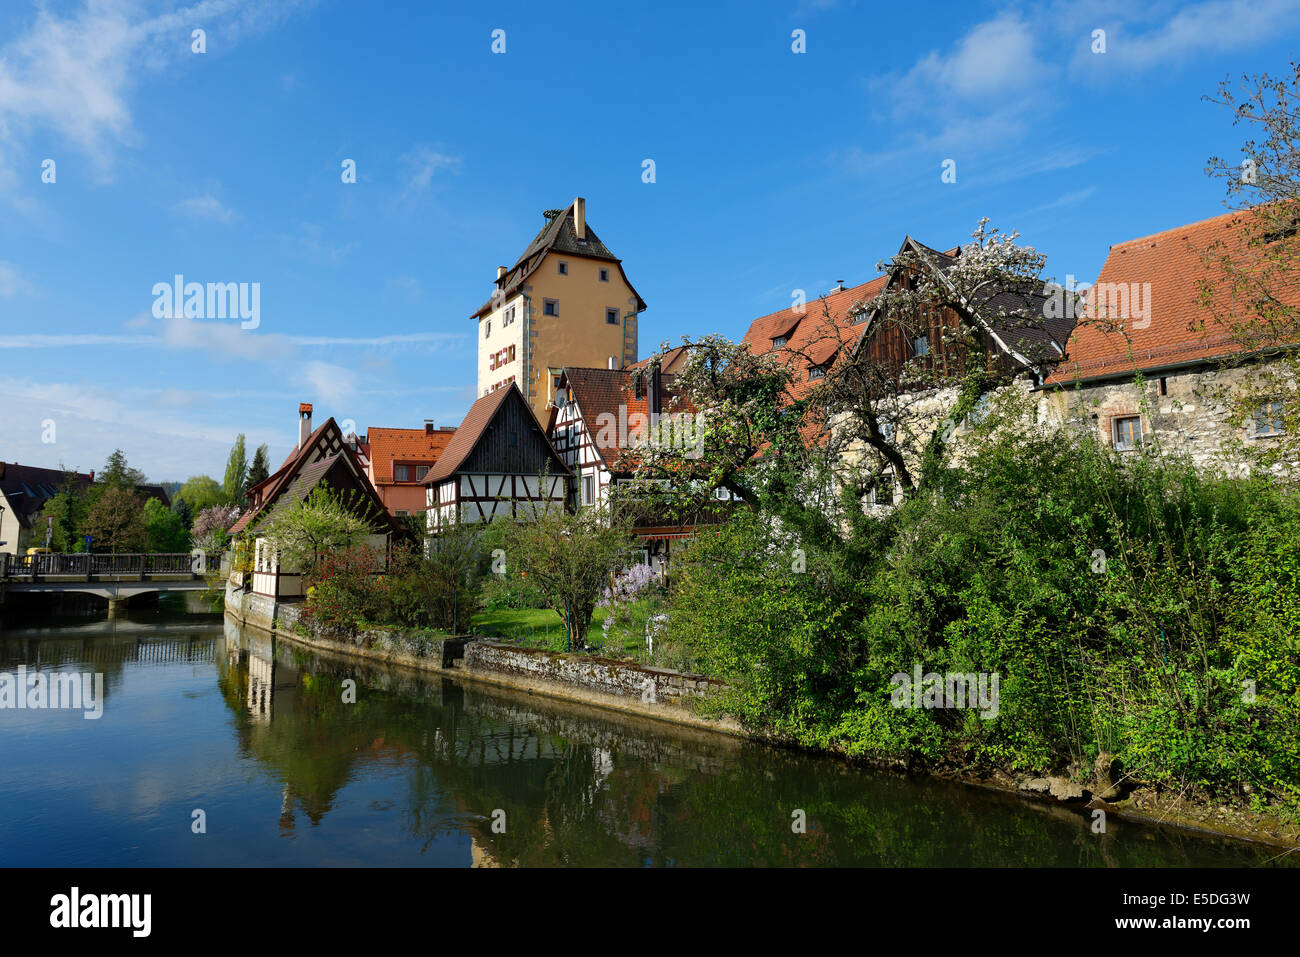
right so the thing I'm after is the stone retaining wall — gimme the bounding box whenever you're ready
[464,640,722,705]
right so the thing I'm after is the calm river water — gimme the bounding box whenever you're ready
[0,604,1291,867]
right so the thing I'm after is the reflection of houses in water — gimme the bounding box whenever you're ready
[245,638,299,725]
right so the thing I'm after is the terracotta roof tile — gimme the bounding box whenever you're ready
[366,427,456,483]
[1046,209,1300,384]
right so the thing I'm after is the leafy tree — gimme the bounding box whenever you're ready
[143,497,190,552]
[82,486,148,553]
[222,434,249,506]
[484,501,634,649]
[247,443,271,489]
[31,468,89,551]
[1200,60,1300,470]
[177,475,224,513]
[259,485,384,577]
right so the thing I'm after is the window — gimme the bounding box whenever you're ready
[912,334,930,356]
[809,365,826,380]
[415,466,429,481]
[1113,415,1142,451]
[508,431,518,447]
[599,268,610,282]
[582,474,595,505]
[395,510,409,517]
[395,465,412,482]
[772,336,787,349]
[544,298,559,316]
[558,260,569,275]
[484,320,491,337]
[1255,399,1285,436]
[606,308,620,325]
[553,374,563,389]
[1158,377,1168,396]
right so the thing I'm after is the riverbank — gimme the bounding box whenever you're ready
[224,582,1299,853]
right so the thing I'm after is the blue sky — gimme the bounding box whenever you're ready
[1,0,1296,482]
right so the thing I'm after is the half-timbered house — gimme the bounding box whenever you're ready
[229,403,400,601]
[423,384,570,530]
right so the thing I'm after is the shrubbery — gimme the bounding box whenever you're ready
[666,428,1300,814]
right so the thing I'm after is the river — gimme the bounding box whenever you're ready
[0,604,1290,867]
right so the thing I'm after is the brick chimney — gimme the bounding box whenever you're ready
[424,419,435,435]
[496,265,507,281]
[573,197,586,241]
[298,403,313,449]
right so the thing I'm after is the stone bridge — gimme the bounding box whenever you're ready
[1,552,223,614]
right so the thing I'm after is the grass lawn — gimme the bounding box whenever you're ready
[471,605,648,656]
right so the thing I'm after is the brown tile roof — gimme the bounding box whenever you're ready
[0,463,93,528]
[1045,209,1300,385]
[424,385,571,484]
[562,366,687,469]
[472,199,646,318]
[366,427,456,483]
[229,418,335,535]
[740,277,888,405]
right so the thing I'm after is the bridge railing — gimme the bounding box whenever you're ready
[0,552,221,579]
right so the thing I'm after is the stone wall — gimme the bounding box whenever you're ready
[1040,362,1297,477]
[463,641,721,705]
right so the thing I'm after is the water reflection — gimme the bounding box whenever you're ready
[214,618,1294,868]
[1,608,1292,867]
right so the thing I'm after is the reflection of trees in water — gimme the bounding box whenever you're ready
[214,623,1289,867]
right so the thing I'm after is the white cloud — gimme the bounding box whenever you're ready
[0,260,34,297]
[401,146,461,194]
[171,193,238,223]
[300,360,357,407]
[0,0,313,183]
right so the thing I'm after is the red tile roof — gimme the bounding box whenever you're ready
[1046,209,1300,385]
[740,277,888,406]
[366,427,456,483]
[562,365,690,470]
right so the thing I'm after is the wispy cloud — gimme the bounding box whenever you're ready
[401,146,461,195]
[171,193,238,223]
[0,0,314,185]
[0,260,34,297]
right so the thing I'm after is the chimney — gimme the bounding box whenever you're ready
[496,265,507,281]
[574,197,586,241]
[298,403,313,449]
[836,279,846,291]
[608,355,619,370]
[88,470,94,482]
[424,419,435,435]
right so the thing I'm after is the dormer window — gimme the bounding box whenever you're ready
[809,365,827,380]
[772,336,788,350]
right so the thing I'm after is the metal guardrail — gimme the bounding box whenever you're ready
[0,552,222,580]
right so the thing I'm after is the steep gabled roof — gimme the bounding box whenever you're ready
[229,417,394,537]
[472,199,647,318]
[559,365,686,471]
[0,463,93,529]
[855,236,1069,372]
[1045,209,1300,385]
[424,384,571,484]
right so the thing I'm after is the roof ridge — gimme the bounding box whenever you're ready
[1109,209,1248,251]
